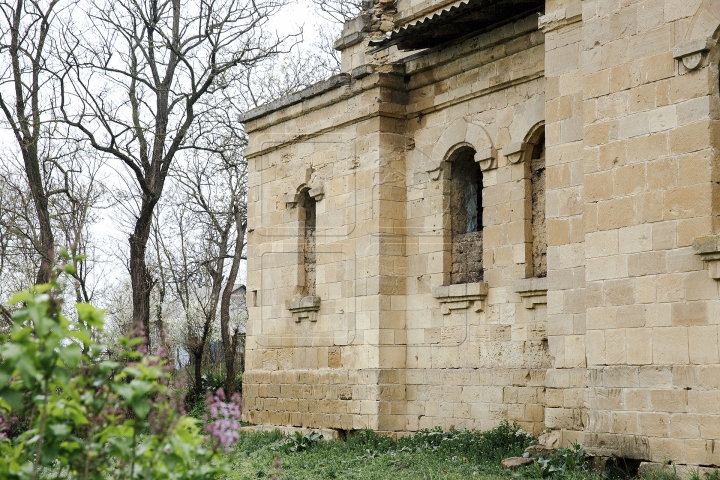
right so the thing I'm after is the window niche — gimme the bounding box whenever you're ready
[515,127,548,309]
[300,189,317,297]
[285,187,321,322]
[529,132,546,278]
[449,147,483,285]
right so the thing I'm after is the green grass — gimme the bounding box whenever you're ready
[220,423,612,480]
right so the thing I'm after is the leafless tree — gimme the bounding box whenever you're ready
[0,147,106,312]
[0,0,78,283]
[150,147,246,399]
[59,0,291,343]
[311,0,363,23]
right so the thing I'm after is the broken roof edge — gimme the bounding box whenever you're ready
[238,73,351,123]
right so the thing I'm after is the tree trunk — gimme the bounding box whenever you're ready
[129,202,155,344]
[220,205,245,395]
[192,348,204,400]
[22,145,54,284]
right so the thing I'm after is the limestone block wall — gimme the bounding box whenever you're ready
[242,71,412,432]
[576,0,720,464]
[241,0,720,467]
[541,0,587,448]
[401,16,551,435]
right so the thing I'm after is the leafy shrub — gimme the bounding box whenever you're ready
[522,442,588,478]
[0,256,240,479]
[398,420,534,463]
[346,429,396,455]
[274,431,324,453]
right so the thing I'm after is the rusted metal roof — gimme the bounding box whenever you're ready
[369,0,544,51]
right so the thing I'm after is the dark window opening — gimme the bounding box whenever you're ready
[300,190,316,297]
[530,133,546,278]
[450,148,483,284]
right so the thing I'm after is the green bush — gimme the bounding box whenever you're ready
[0,256,239,479]
[398,420,534,463]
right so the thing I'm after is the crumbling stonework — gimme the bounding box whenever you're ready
[530,140,546,278]
[301,191,316,297]
[240,0,720,470]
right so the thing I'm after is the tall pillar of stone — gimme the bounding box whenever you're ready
[241,4,409,432]
[541,0,588,446]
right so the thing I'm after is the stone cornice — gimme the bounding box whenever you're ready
[538,4,582,34]
[513,277,548,309]
[286,296,321,322]
[433,282,488,315]
[239,74,351,124]
[692,235,720,279]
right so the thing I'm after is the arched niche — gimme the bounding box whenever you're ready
[430,118,497,173]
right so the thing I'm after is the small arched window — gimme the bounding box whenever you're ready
[299,189,316,296]
[530,132,546,278]
[450,147,483,284]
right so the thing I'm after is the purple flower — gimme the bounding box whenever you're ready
[204,389,243,449]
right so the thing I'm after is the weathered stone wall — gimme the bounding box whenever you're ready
[241,0,720,468]
[576,0,720,465]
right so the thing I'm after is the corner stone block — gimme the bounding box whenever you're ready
[692,235,720,279]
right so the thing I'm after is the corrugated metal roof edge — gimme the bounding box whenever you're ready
[369,0,477,48]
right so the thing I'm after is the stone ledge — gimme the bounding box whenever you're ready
[286,296,321,322]
[692,235,720,279]
[433,282,488,315]
[239,74,351,123]
[514,277,548,309]
[673,37,715,71]
[334,13,371,51]
[538,4,582,34]
[503,142,527,165]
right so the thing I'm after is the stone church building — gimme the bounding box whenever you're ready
[240,0,720,468]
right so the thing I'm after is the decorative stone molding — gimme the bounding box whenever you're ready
[673,37,715,71]
[286,296,321,322]
[538,4,582,34]
[428,118,496,177]
[285,192,301,208]
[474,147,497,171]
[514,277,548,309]
[285,185,324,208]
[308,186,325,201]
[692,235,720,279]
[432,282,488,315]
[503,142,527,165]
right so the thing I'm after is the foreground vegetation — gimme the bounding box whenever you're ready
[223,427,720,480]
[4,267,720,480]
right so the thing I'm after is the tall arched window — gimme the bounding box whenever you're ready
[300,189,316,296]
[450,147,483,284]
[530,132,546,278]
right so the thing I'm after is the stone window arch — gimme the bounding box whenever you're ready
[447,146,484,284]
[514,124,547,279]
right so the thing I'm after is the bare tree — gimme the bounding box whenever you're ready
[0,0,76,283]
[60,0,290,343]
[311,0,363,23]
[152,150,245,399]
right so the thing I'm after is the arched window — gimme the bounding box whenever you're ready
[450,147,483,284]
[530,132,546,278]
[300,189,316,296]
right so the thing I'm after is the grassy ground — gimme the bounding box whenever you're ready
[221,423,611,480]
